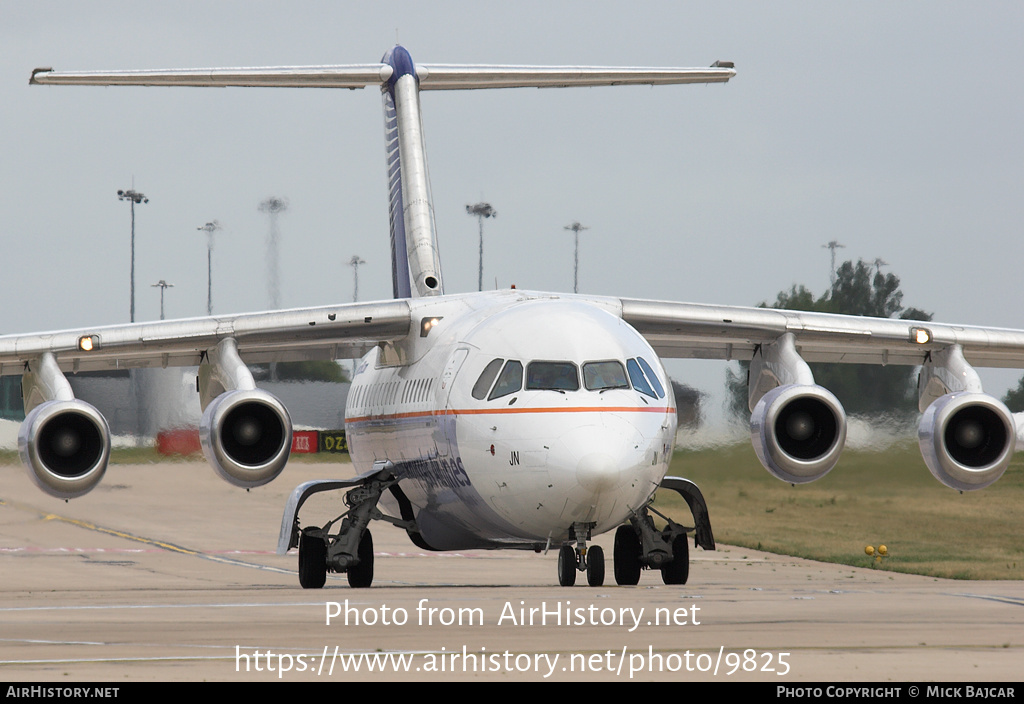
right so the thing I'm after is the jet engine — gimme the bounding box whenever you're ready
[918,392,1014,491]
[200,388,293,488]
[18,399,111,500]
[750,384,847,484]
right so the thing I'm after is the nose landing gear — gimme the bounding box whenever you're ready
[557,522,605,587]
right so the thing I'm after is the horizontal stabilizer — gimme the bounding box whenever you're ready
[30,64,393,88]
[31,63,735,90]
[418,64,735,90]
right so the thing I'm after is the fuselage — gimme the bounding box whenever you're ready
[345,290,677,550]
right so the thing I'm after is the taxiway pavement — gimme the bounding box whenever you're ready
[1,459,1021,682]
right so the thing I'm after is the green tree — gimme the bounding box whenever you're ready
[1002,377,1024,412]
[727,260,932,418]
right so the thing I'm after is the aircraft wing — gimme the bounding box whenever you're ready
[8,299,412,500]
[618,295,1024,493]
[0,300,411,376]
[619,297,1024,369]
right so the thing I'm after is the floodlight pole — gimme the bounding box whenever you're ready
[151,280,174,320]
[118,188,148,322]
[822,240,845,289]
[197,221,222,315]
[259,197,288,309]
[348,255,366,379]
[349,255,366,302]
[564,221,589,294]
[466,202,497,292]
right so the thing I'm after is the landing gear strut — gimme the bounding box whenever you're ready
[612,505,691,585]
[278,461,418,589]
[557,522,605,587]
[612,476,714,586]
[293,486,382,589]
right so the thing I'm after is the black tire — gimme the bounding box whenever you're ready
[613,524,642,586]
[586,545,605,587]
[557,544,577,587]
[347,529,374,588]
[298,528,327,589]
[661,533,690,585]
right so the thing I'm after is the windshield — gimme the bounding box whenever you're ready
[488,360,523,400]
[626,358,656,399]
[472,358,504,400]
[635,356,665,398]
[526,361,579,391]
[583,361,629,391]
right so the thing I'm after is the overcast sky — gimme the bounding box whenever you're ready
[2,1,1023,411]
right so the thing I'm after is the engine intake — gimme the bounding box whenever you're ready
[200,388,293,488]
[18,400,111,499]
[750,384,847,484]
[918,393,1014,491]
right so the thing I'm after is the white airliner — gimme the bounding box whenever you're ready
[16,47,1024,589]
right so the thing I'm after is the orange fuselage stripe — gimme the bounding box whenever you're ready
[346,406,675,423]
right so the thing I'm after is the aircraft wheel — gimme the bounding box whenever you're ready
[661,534,690,585]
[298,528,327,589]
[347,529,374,588]
[613,525,641,586]
[557,544,577,587]
[586,545,605,587]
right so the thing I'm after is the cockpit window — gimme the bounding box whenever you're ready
[488,360,523,400]
[526,361,579,391]
[472,358,504,400]
[626,358,657,399]
[583,361,629,391]
[636,357,665,399]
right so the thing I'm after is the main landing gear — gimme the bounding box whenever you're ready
[556,476,715,587]
[298,523,375,589]
[612,507,690,586]
[279,461,418,589]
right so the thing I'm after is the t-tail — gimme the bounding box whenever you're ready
[381,46,441,299]
[31,48,735,301]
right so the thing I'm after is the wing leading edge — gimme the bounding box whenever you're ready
[620,297,1024,368]
[0,300,411,376]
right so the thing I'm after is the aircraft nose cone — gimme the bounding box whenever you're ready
[554,420,645,494]
[576,450,622,492]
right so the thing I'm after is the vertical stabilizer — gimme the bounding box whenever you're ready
[382,46,444,299]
